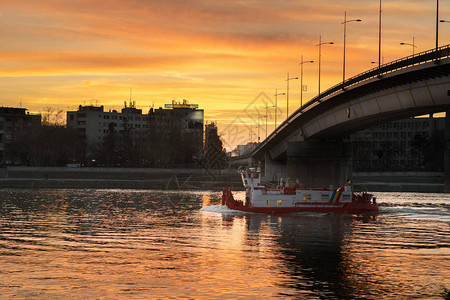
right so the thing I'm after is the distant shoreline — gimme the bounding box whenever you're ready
[0,167,444,192]
[0,166,244,191]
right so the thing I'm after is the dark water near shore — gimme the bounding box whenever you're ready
[0,189,449,299]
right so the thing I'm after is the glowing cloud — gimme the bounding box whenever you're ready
[1,0,449,148]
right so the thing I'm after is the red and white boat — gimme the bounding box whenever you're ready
[222,168,378,214]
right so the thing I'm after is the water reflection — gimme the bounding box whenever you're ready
[215,213,353,299]
[0,189,448,299]
[206,211,449,299]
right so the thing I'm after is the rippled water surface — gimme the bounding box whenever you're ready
[0,189,449,299]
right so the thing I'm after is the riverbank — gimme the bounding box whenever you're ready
[352,171,445,193]
[0,167,244,191]
[0,167,444,192]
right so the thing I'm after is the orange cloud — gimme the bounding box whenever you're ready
[1,0,450,148]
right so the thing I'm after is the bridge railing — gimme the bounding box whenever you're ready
[300,44,450,113]
[254,44,450,155]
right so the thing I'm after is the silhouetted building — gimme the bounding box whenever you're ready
[147,99,204,166]
[350,116,445,172]
[203,122,227,168]
[228,142,259,157]
[67,99,204,167]
[67,101,149,157]
[0,107,41,165]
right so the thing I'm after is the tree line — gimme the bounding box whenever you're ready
[14,112,227,169]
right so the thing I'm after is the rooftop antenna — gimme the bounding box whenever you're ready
[129,88,133,108]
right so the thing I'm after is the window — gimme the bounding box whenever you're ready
[277,200,282,206]
[303,194,311,201]
[267,200,272,206]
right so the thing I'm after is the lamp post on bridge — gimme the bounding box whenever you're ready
[342,11,361,90]
[400,37,417,56]
[274,89,285,129]
[378,0,382,71]
[286,73,298,119]
[436,0,439,60]
[265,104,275,139]
[299,55,314,109]
[257,112,265,143]
[316,35,334,99]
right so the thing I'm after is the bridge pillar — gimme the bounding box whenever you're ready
[286,140,353,188]
[445,111,450,193]
[263,152,286,182]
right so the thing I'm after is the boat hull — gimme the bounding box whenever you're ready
[222,189,378,215]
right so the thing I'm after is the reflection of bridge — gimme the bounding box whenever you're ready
[250,45,450,190]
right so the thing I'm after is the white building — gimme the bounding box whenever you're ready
[67,101,149,155]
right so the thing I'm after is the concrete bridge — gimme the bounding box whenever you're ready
[250,44,450,190]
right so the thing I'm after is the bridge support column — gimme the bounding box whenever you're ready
[445,111,450,192]
[263,152,286,182]
[286,140,353,188]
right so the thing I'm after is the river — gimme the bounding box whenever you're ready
[0,189,449,299]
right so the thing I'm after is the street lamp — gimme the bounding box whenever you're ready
[342,11,361,90]
[265,104,275,138]
[299,55,314,109]
[257,112,265,142]
[371,56,384,66]
[400,37,417,56]
[378,0,382,70]
[440,19,450,23]
[274,89,285,129]
[436,0,439,58]
[286,72,298,119]
[316,35,334,99]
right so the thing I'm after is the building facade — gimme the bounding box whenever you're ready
[67,101,150,156]
[203,122,227,168]
[148,99,203,140]
[350,116,445,172]
[147,99,204,166]
[67,100,204,166]
[0,107,41,165]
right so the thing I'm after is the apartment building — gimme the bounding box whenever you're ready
[350,116,445,171]
[0,107,41,165]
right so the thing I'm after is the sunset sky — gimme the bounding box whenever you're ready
[1,0,449,149]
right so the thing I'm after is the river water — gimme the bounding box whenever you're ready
[0,189,449,299]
